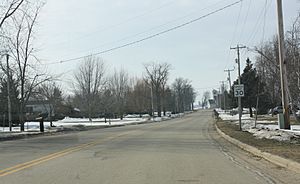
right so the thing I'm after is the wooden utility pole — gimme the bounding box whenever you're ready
[231,45,246,131]
[150,84,154,120]
[276,0,290,129]
[224,68,234,87]
[6,54,12,132]
[218,88,221,109]
[220,81,226,110]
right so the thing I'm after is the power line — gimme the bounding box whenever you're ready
[224,0,243,69]
[55,0,231,60]
[243,0,270,58]
[46,0,179,48]
[224,68,235,87]
[244,0,270,49]
[261,0,268,43]
[195,85,220,90]
[238,0,252,41]
[46,0,243,65]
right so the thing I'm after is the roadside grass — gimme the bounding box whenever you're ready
[249,115,299,125]
[216,120,300,163]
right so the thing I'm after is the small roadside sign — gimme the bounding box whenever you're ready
[234,84,244,97]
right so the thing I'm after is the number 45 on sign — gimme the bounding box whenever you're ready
[234,84,244,97]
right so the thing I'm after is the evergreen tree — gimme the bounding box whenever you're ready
[0,77,20,126]
[240,58,258,117]
[228,58,273,115]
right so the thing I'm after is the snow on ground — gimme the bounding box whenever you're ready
[218,113,252,121]
[0,112,188,139]
[218,109,300,142]
[0,117,148,139]
[0,117,147,133]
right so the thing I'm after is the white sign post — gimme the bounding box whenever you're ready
[234,84,244,97]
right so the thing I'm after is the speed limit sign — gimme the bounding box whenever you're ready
[234,84,244,97]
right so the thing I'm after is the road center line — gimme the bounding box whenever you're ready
[0,130,138,177]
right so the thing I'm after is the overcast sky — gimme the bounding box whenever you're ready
[35,0,300,102]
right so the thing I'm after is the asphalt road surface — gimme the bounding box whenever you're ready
[1,110,300,184]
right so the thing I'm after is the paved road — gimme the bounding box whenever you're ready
[1,110,300,184]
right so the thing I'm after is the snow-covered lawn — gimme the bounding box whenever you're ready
[0,117,148,133]
[0,116,149,139]
[217,109,300,142]
[0,112,188,139]
[218,113,252,121]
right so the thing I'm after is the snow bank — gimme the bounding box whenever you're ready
[218,110,300,142]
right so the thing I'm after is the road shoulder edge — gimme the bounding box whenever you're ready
[214,122,300,174]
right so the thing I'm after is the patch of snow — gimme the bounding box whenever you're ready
[124,114,141,118]
[219,113,252,121]
[0,112,190,139]
[219,111,300,142]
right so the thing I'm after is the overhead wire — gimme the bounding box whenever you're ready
[46,0,179,48]
[261,0,268,44]
[44,0,243,65]
[243,0,270,57]
[250,0,268,67]
[244,0,270,51]
[223,0,243,70]
[195,85,220,90]
[56,0,231,61]
[238,0,252,42]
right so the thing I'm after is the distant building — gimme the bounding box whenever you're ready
[208,99,217,109]
[25,100,54,120]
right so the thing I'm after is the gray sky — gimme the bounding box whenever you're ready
[35,0,300,102]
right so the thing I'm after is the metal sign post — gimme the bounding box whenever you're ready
[231,45,246,131]
[234,84,244,130]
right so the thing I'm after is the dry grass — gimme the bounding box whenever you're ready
[217,120,300,163]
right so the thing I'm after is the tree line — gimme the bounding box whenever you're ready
[0,1,196,129]
[71,56,196,121]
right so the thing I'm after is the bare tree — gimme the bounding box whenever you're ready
[35,81,63,127]
[4,1,49,131]
[172,78,185,113]
[283,13,300,120]
[108,68,130,120]
[202,91,210,108]
[172,78,195,112]
[254,38,281,107]
[100,87,114,123]
[254,14,300,114]
[127,79,150,117]
[73,55,106,121]
[144,62,171,117]
[0,0,24,29]
[185,83,196,111]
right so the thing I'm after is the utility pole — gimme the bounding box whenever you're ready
[218,88,221,109]
[150,84,154,120]
[224,68,234,87]
[220,81,226,111]
[231,45,246,130]
[276,0,290,129]
[6,54,12,132]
